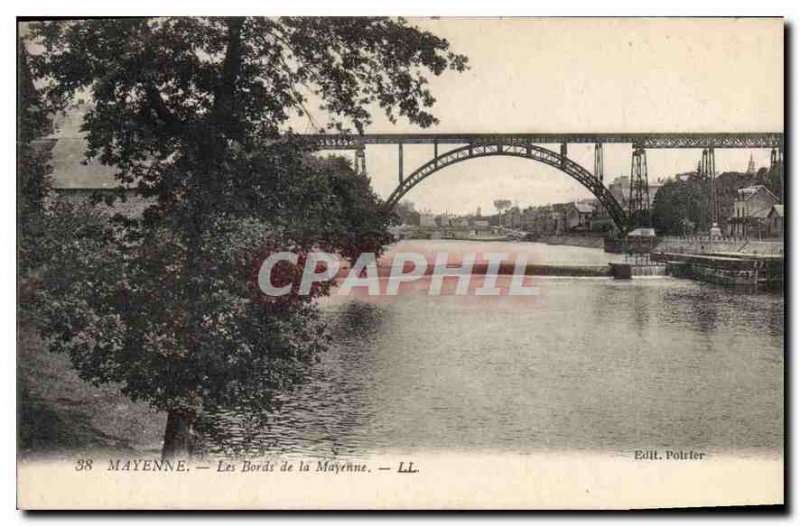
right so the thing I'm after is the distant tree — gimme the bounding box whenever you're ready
[758,165,784,202]
[26,17,467,458]
[652,171,760,235]
[307,155,395,261]
[652,174,710,235]
[393,200,420,226]
[507,205,521,229]
[493,199,511,227]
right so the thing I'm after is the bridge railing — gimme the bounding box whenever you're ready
[296,132,784,149]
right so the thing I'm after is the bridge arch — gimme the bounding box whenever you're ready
[385,141,629,232]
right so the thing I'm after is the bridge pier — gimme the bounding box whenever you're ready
[629,147,651,228]
[699,147,716,179]
[560,143,568,169]
[699,148,717,225]
[398,143,404,184]
[770,147,783,172]
[594,143,604,183]
[770,146,784,200]
[354,146,367,177]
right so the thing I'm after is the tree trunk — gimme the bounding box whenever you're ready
[161,20,244,465]
[161,410,191,460]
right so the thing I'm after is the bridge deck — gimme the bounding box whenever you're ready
[300,132,783,149]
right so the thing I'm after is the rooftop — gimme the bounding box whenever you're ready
[736,185,779,203]
[769,204,784,218]
[571,202,595,214]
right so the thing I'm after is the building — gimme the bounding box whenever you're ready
[419,212,437,228]
[606,175,660,210]
[565,202,594,231]
[552,204,570,234]
[729,185,781,237]
[449,216,469,228]
[767,205,784,239]
[502,206,522,229]
[608,176,630,209]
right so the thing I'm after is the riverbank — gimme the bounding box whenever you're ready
[17,318,164,458]
[654,252,783,289]
[650,236,784,288]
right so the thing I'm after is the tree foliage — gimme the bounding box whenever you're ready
[651,174,711,235]
[651,170,782,235]
[25,17,466,456]
[17,38,53,273]
[493,199,511,212]
[393,200,420,226]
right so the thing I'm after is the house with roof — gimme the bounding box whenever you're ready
[565,202,594,231]
[41,103,150,217]
[729,185,781,238]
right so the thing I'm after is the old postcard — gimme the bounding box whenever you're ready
[16,16,784,509]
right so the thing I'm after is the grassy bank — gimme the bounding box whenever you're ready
[17,317,166,459]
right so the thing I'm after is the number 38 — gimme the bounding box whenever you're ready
[74,459,93,471]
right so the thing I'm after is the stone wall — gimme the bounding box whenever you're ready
[656,236,784,257]
[542,234,605,249]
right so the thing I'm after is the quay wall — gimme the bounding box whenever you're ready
[542,234,605,249]
[655,236,783,257]
[339,262,610,278]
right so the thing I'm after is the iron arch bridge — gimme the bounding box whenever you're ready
[384,141,628,231]
[297,132,784,233]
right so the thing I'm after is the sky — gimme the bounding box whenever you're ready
[35,18,784,211]
[306,18,784,214]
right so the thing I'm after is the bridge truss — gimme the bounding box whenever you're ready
[296,131,784,232]
[299,132,783,150]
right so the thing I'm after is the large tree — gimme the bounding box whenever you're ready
[651,170,773,235]
[393,200,420,226]
[26,17,466,457]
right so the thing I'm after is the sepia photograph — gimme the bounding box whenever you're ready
[14,14,785,510]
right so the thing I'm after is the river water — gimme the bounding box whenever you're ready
[201,240,784,458]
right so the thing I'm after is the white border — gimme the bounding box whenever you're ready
[4,2,796,523]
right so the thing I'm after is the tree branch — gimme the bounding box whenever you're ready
[142,83,184,136]
[212,17,245,136]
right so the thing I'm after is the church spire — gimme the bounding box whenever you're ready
[746,153,756,175]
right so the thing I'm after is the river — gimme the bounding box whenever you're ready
[200,240,784,459]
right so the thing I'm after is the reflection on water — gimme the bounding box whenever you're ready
[200,242,784,458]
